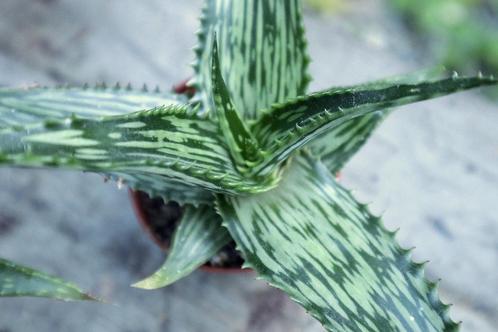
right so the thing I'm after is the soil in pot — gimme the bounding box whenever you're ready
[133,191,244,269]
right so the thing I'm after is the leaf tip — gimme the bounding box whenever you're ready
[130,276,166,290]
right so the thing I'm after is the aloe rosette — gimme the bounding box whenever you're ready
[0,0,497,331]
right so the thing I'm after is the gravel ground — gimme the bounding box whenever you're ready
[0,1,497,331]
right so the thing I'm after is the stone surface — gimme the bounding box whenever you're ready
[0,0,496,331]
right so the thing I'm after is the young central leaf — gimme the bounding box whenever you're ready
[193,0,311,119]
[211,40,261,170]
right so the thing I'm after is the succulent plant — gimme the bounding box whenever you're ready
[0,0,496,331]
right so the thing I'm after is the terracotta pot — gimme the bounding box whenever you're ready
[172,78,196,96]
[129,190,251,273]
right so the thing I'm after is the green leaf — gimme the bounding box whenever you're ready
[217,153,459,331]
[252,74,498,175]
[308,68,446,172]
[0,86,220,204]
[210,38,261,169]
[309,111,387,173]
[193,0,311,119]
[0,85,185,127]
[0,257,95,301]
[126,175,215,207]
[132,205,231,289]
[0,103,279,196]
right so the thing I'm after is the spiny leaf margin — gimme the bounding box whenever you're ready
[217,153,460,331]
[192,0,311,119]
[252,74,498,175]
[0,84,185,127]
[0,104,279,195]
[0,85,218,204]
[307,68,445,172]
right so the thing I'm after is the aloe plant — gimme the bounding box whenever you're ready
[0,0,496,330]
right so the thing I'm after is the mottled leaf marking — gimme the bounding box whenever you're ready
[310,111,387,173]
[217,154,460,332]
[0,87,221,203]
[133,205,230,289]
[0,105,279,195]
[0,86,186,127]
[210,39,262,169]
[309,68,447,173]
[194,0,311,119]
[252,75,498,175]
[0,257,95,301]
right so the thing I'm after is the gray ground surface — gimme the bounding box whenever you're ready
[0,1,496,331]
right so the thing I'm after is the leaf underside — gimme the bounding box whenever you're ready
[193,0,311,119]
[0,257,94,301]
[217,154,459,332]
[133,205,231,289]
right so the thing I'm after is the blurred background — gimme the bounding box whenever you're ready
[0,0,497,331]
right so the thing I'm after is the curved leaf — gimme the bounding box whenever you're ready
[217,153,459,331]
[133,205,231,289]
[0,103,279,195]
[307,69,445,172]
[310,111,388,173]
[125,175,215,207]
[193,0,311,118]
[0,86,218,203]
[0,257,95,301]
[0,85,185,127]
[210,39,261,169]
[252,74,498,175]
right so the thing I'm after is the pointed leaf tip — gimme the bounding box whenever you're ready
[210,36,261,169]
[252,74,498,176]
[0,257,96,301]
[132,205,230,290]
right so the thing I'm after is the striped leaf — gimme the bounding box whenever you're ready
[308,68,445,172]
[0,257,95,301]
[309,111,387,173]
[0,103,279,196]
[193,0,311,119]
[125,175,215,207]
[0,86,217,204]
[210,39,261,169]
[251,74,498,175]
[133,205,231,289]
[0,85,186,127]
[217,153,459,331]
